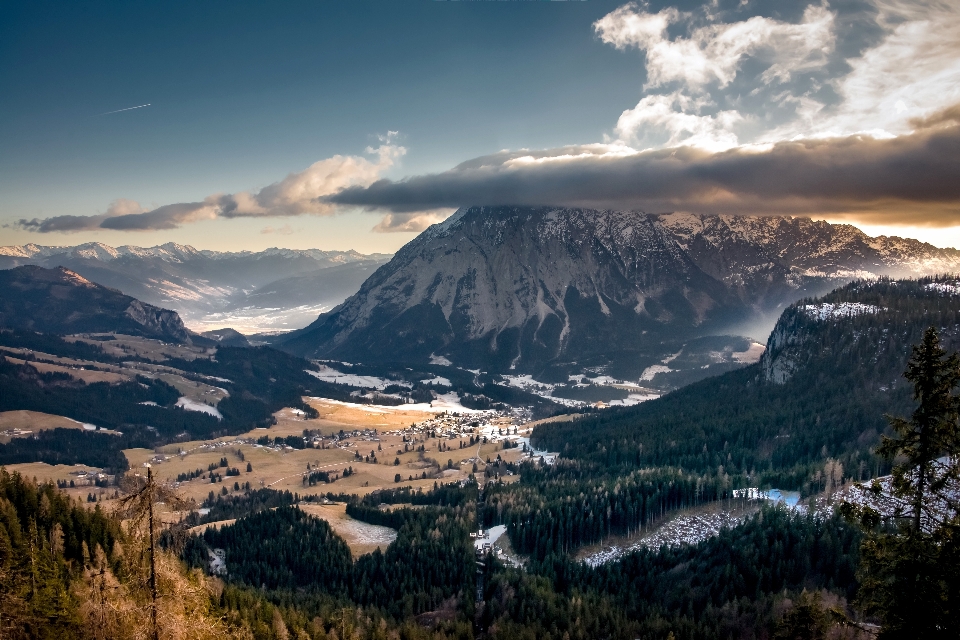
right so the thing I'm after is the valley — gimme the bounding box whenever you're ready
[3,225,960,639]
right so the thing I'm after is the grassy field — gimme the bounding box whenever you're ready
[72,333,214,362]
[298,502,397,556]
[0,410,124,443]
[1,340,227,406]
[4,397,531,512]
[1,391,543,579]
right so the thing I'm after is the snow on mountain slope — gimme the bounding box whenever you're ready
[282,207,960,376]
[0,242,392,333]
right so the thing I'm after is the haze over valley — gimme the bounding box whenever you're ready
[3,1,960,638]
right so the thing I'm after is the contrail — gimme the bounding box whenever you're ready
[100,103,151,116]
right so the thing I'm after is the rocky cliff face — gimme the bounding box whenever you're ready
[282,207,960,374]
[759,279,960,386]
[122,299,191,343]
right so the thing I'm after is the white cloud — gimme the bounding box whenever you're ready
[815,0,960,138]
[218,132,405,218]
[372,210,455,233]
[260,224,298,235]
[19,134,406,232]
[104,198,147,216]
[614,92,743,151]
[759,0,960,143]
[594,3,834,90]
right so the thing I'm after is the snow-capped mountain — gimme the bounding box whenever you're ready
[0,242,391,333]
[281,207,960,376]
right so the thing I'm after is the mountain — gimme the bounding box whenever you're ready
[281,206,960,376]
[0,265,191,342]
[532,276,960,487]
[0,242,391,333]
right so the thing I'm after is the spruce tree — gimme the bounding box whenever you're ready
[843,327,960,638]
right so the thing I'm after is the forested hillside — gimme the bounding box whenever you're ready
[0,331,348,469]
[473,277,960,563]
[534,277,960,487]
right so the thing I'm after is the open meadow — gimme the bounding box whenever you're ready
[2,395,534,553]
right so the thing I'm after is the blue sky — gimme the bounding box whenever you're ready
[2,0,958,252]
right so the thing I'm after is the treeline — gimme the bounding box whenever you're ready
[0,356,225,471]
[0,464,871,640]
[532,278,960,489]
[478,507,862,639]
[347,482,477,509]
[195,507,353,592]
[0,428,129,472]
[182,488,306,526]
[482,461,732,559]
[0,328,120,362]
[0,468,122,638]
[0,340,330,469]
[535,363,898,489]
[190,501,475,620]
[165,346,342,418]
[309,359,566,418]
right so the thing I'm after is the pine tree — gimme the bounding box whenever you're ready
[842,327,960,638]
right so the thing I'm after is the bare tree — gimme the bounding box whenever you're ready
[116,466,189,640]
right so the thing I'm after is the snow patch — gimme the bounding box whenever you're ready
[606,392,661,406]
[175,397,223,419]
[473,524,507,550]
[925,282,960,295]
[304,365,410,390]
[802,302,883,321]
[640,364,672,382]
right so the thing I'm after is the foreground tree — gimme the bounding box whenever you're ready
[842,327,960,638]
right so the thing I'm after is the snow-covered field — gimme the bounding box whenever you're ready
[334,518,398,547]
[640,365,672,381]
[584,510,752,566]
[305,364,412,390]
[584,489,803,566]
[306,393,488,415]
[474,524,507,550]
[175,397,223,419]
[606,392,661,407]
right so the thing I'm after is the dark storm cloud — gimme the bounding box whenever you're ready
[325,122,960,224]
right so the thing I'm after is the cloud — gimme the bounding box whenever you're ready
[260,224,298,235]
[614,92,743,151]
[326,1,957,230]
[17,134,405,233]
[593,3,835,152]
[371,210,455,233]
[771,0,960,140]
[17,3,959,239]
[594,3,834,90]
[325,121,960,225]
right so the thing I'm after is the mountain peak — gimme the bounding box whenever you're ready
[281,206,960,374]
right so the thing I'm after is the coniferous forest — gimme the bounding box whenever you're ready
[2,277,960,638]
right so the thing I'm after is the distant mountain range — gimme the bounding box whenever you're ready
[280,206,960,377]
[0,242,391,334]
